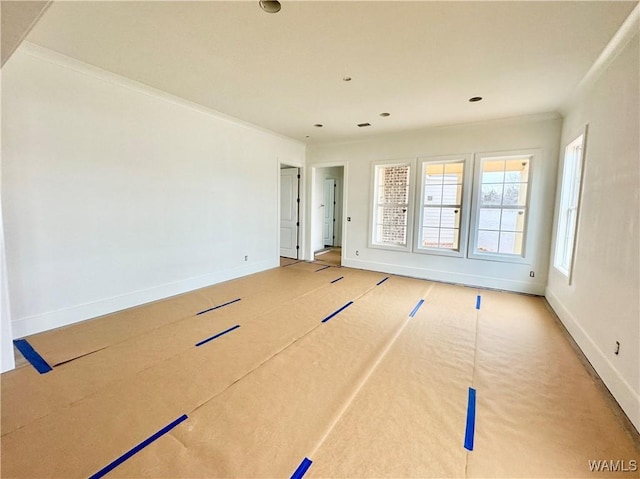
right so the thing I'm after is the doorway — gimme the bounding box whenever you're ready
[312,165,344,266]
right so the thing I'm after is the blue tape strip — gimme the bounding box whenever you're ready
[464,387,476,451]
[376,276,389,286]
[315,265,330,272]
[13,339,52,374]
[88,414,188,479]
[321,301,353,323]
[290,457,313,479]
[409,299,425,318]
[196,325,241,347]
[196,298,241,316]
[476,295,481,310]
[330,276,344,284]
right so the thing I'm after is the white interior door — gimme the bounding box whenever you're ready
[323,178,335,247]
[280,168,299,259]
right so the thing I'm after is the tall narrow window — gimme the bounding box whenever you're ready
[554,133,585,277]
[415,157,470,256]
[471,153,533,259]
[371,162,413,250]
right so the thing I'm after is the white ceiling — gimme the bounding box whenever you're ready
[23,1,637,144]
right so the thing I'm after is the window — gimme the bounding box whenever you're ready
[470,152,534,260]
[370,161,413,250]
[415,156,471,256]
[554,133,585,278]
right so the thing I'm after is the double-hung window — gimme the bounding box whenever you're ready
[554,133,585,278]
[415,156,471,256]
[370,161,414,251]
[470,151,534,260]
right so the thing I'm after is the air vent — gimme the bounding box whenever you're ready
[357,123,371,127]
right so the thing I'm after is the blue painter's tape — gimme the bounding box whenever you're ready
[464,387,476,451]
[290,457,313,479]
[321,301,353,323]
[315,265,330,272]
[476,295,481,310]
[330,276,344,284]
[376,277,389,286]
[13,339,52,374]
[409,299,425,318]
[88,414,188,479]
[195,325,241,347]
[196,298,241,316]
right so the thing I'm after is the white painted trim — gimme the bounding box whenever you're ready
[17,42,304,147]
[563,3,640,113]
[545,288,640,433]
[11,259,276,339]
[343,257,545,295]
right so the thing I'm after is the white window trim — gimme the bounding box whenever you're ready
[553,127,588,283]
[413,154,473,258]
[468,149,538,264]
[368,159,416,252]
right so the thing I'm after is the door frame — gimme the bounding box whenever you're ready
[306,162,348,263]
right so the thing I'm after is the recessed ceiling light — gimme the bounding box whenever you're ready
[469,96,483,102]
[259,0,281,13]
[357,123,371,128]
[314,124,323,128]
[379,112,390,117]
[343,76,352,82]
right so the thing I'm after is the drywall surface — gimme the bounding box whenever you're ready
[312,166,343,252]
[547,31,640,432]
[1,45,305,342]
[306,114,562,294]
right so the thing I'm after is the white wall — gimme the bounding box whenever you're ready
[312,166,343,252]
[1,45,305,342]
[546,27,639,431]
[306,114,562,294]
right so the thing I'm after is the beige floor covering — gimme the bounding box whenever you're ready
[313,248,341,267]
[1,264,638,478]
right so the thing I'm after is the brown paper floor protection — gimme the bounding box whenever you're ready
[1,264,638,478]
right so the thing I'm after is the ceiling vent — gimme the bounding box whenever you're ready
[357,123,371,127]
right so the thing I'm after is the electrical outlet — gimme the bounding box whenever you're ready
[244,255,248,262]
[529,271,535,278]
[615,341,620,355]
[347,217,351,222]
[355,250,359,256]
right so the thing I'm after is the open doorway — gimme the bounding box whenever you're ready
[279,165,300,263]
[312,166,344,267]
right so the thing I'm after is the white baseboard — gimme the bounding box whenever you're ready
[342,257,545,295]
[545,288,640,433]
[11,259,276,339]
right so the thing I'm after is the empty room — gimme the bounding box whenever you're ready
[1,1,639,478]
